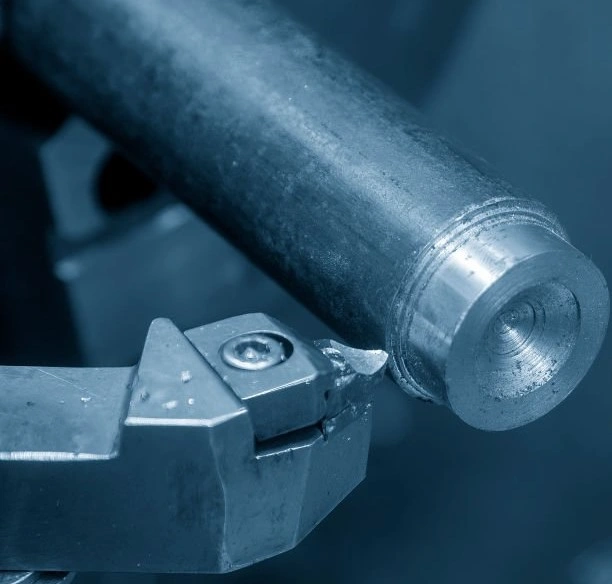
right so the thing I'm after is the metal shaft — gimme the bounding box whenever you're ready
[5,0,609,429]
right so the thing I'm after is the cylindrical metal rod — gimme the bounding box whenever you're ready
[6,0,608,429]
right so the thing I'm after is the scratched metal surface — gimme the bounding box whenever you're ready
[0,367,131,459]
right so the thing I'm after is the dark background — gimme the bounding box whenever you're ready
[1,0,611,582]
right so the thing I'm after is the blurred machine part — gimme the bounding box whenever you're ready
[4,0,609,430]
[0,314,387,574]
[570,540,612,584]
[41,117,321,366]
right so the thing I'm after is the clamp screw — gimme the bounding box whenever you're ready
[221,333,290,371]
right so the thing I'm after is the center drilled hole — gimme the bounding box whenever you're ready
[476,282,580,400]
[489,300,537,356]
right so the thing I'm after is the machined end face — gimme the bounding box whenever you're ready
[390,199,609,430]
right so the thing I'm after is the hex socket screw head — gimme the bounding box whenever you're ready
[220,332,292,371]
